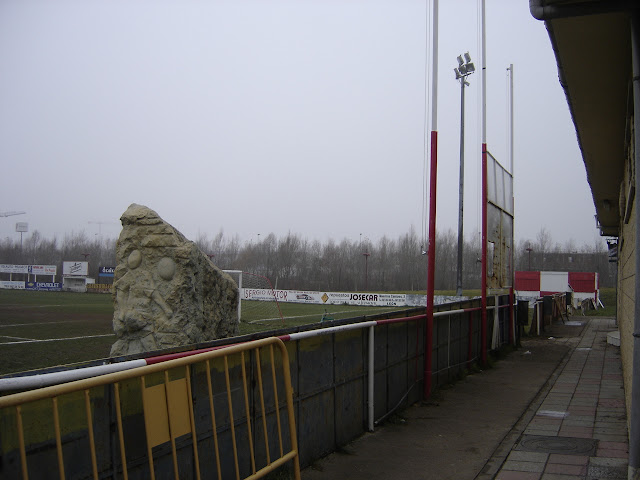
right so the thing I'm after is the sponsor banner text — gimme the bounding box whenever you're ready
[0,281,25,289]
[25,282,62,291]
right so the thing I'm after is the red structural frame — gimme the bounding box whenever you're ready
[481,144,488,365]
[424,130,438,399]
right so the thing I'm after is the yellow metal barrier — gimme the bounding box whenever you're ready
[0,337,300,480]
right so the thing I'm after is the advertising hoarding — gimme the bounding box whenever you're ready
[25,282,62,291]
[63,261,89,276]
[28,265,57,276]
[99,266,116,277]
[0,264,29,274]
[240,289,462,308]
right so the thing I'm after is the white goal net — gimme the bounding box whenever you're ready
[223,270,284,323]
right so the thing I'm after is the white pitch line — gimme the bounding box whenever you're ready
[0,321,81,328]
[0,334,116,345]
[0,335,35,341]
[0,304,66,308]
[248,308,393,323]
[249,310,351,323]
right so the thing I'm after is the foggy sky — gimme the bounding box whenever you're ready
[0,0,602,250]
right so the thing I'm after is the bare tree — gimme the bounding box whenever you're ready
[0,225,613,291]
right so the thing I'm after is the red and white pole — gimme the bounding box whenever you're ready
[508,63,516,345]
[424,0,439,399]
[480,0,488,365]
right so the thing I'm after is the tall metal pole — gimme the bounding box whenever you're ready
[456,79,466,297]
[424,0,439,400]
[508,64,516,345]
[363,252,370,290]
[509,64,514,175]
[454,53,474,297]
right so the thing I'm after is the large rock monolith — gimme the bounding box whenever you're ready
[109,204,239,357]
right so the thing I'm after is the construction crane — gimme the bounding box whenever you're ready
[0,211,26,218]
[88,220,117,235]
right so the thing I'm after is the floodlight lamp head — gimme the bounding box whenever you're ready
[454,68,461,79]
[457,55,464,66]
[466,62,476,73]
[458,65,467,75]
[464,52,472,63]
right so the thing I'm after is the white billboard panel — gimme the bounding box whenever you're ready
[487,154,513,215]
[0,264,28,274]
[0,281,25,289]
[240,289,464,308]
[540,272,570,293]
[63,261,89,276]
[29,265,57,276]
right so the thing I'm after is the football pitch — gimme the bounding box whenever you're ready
[0,289,401,376]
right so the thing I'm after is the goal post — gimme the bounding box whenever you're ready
[223,270,284,323]
[223,270,243,322]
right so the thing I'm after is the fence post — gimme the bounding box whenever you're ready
[467,312,473,370]
[509,288,515,345]
[368,326,375,432]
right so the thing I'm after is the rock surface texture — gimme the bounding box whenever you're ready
[110,204,239,357]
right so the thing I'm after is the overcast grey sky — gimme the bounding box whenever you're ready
[0,0,601,249]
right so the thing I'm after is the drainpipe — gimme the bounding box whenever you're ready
[630,13,640,480]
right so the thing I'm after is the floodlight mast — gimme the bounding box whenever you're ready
[454,52,475,298]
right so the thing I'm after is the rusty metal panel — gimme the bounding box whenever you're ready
[487,152,514,290]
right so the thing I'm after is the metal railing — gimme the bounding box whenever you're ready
[529,292,569,335]
[0,295,516,474]
[0,337,300,480]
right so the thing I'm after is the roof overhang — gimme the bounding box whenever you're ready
[530,0,634,236]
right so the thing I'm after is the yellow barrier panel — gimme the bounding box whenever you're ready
[85,283,112,294]
[0,337,300,480]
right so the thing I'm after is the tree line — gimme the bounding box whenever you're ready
[0,227,614,291]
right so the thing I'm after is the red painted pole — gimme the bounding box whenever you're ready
[481,144,488,365]
[480,0,488,365]
[467,312,473,371]
[424,130,437,399]
[424,0,439,400]
[509,286,515,345]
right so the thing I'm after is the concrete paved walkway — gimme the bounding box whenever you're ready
[483,317,628,480]
[302,316,627,479]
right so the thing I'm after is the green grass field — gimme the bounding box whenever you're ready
[0,290,115,375]
[1,288,616,376]
[0,290,403,375]
[584,287,616,316]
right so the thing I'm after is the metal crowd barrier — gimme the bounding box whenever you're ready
[0,337,300,480]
